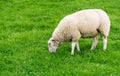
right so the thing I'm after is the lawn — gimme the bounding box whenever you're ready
[0,0,120,76]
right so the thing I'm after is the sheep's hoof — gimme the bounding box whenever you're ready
[71,53,74,55]
[90,49,93,51]
[90,48,95,51]
[103,49,106,51]
[78,50,81,53]
[77,49,80,51]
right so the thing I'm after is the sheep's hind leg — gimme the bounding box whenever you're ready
[90,36,98,50]
[76,41,80,52]
[102,36,107,51]
[71,42,77,55]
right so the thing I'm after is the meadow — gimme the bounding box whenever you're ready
[0,0,120,76]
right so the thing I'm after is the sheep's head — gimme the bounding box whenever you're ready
[48,37,59,53]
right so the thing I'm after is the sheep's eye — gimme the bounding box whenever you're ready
[52,39,55,41]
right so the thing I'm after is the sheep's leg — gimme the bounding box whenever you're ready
[76,41,80,51]
[102,36,107,51]
[90,36,98,50]
[71,42,77,55]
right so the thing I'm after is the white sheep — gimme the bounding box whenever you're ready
[48,9,110,55]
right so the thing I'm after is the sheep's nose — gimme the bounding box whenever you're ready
[48,43,52,47]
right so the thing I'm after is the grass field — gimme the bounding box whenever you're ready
[0,0,120,76]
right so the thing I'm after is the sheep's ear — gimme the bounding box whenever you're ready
[52,39,59,45]
[56,40,60,44]
[51,38,59,44]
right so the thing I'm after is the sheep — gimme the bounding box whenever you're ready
[48,9,110,55]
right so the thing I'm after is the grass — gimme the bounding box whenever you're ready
[0,0,120,76]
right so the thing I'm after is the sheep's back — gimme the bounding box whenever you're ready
[67,9,101,38]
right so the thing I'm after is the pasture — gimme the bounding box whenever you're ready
[0,0,120,76]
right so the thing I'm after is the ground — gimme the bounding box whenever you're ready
[0,0,120,76]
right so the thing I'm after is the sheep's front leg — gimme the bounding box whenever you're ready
[90,36,98,50]
[76,41,80,51]
[71,42,77,55]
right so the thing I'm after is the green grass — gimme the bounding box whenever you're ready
[0,0,120,76]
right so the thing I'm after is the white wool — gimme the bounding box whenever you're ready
[48,9,110,55]
[52,9,110,42]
